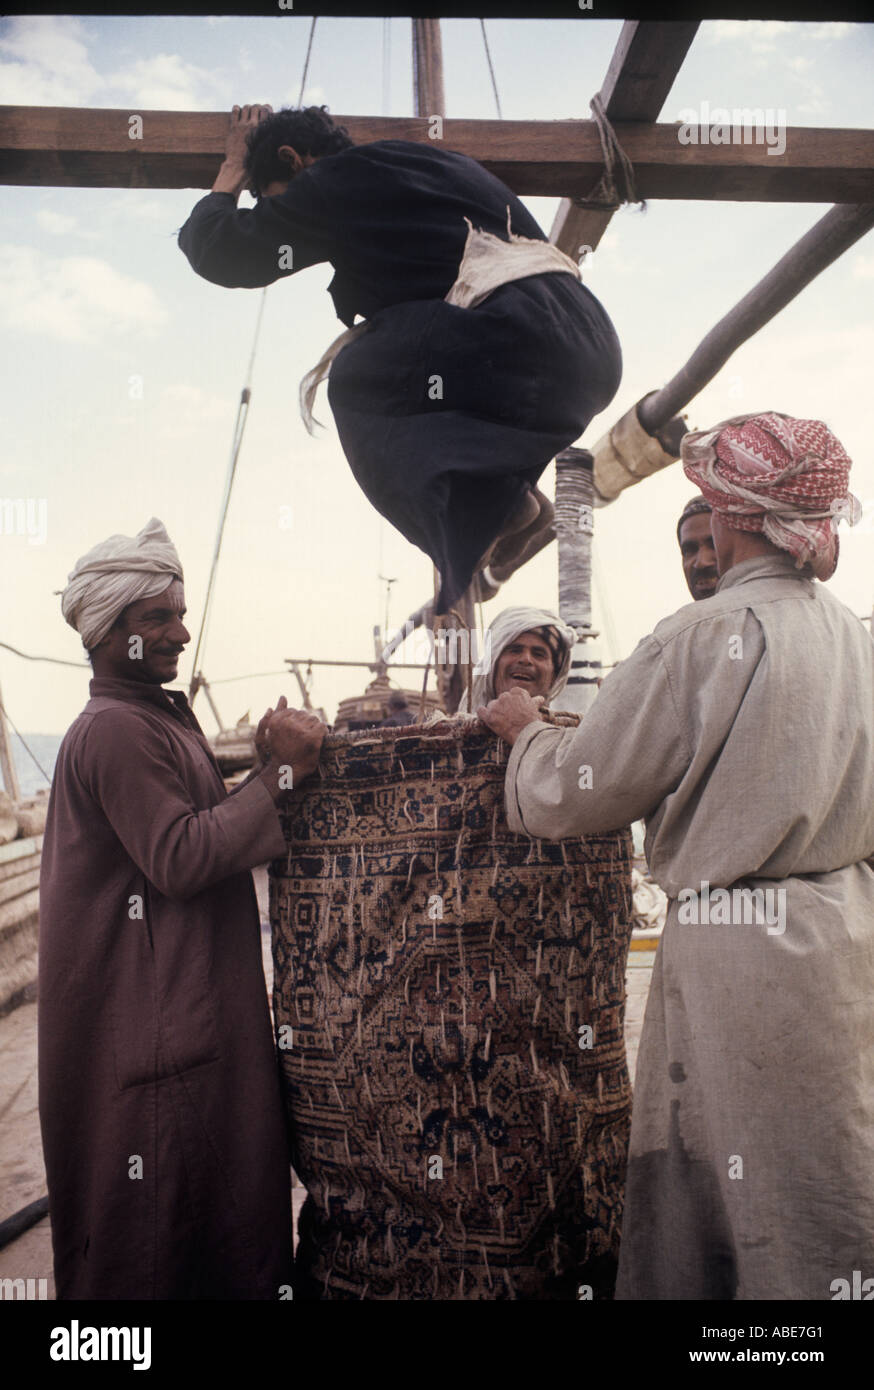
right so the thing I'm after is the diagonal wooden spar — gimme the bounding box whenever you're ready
[549,19,700,257]
[389,194,874,635]
[1,106,873,202]
[635,201,874,442]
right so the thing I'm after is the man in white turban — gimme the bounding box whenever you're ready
[40,517,325,1299]
[457,605,575,714]
[59,516,185,654]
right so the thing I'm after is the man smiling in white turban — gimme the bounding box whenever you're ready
[40,517,325,1300]
[59,516,186,655]
[457,605,575,714]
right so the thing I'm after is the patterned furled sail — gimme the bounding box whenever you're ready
[270,717,633,1300]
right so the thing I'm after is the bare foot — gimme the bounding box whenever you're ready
[488,489,554,571]
[475,487,544,573]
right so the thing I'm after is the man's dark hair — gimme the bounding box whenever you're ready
[676,494,712,544]
[245,106,354,195]
[387,693,409,711]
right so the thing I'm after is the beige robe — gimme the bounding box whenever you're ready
[505,554,874,1299]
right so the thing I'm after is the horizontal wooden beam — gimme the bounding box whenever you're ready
[550,19,700,255]
[1,106,873,202]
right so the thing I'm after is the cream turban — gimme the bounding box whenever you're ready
[457,606,576,713]
[59,517,184,651]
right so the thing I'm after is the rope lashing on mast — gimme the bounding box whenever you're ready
[573,94,646,214]
[554,450,596,635]
[590,398,680,505]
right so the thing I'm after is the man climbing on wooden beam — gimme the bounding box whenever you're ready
[178,104,622,614]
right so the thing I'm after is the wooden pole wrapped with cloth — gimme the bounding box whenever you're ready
[269,717,633,1299]
[554,448,601,713]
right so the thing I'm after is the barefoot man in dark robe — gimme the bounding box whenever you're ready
[179,105,622,614]
[39,517,325,1299]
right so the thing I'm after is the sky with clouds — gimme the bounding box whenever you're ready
[0,13,872,748]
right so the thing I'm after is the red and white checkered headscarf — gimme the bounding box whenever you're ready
[681,412,860,581]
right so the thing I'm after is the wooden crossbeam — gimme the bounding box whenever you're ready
[549,19,699,256]
[1,106,873,202]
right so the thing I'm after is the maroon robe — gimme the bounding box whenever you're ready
[38,677,291,1299]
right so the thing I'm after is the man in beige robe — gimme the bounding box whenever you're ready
[479,412,874,1299]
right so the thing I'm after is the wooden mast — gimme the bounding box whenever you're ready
[412,18,445,120]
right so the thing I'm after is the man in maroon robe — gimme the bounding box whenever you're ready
[39,517,324,1299]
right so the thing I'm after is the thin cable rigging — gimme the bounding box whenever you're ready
[0,640,88,670]
[187,289,268,701]
[208,670,293,685]
[188,23,317,707]
[479,20,502,119]
[382,17,392,115]
[0,698,51,784]
[297,17,318,107]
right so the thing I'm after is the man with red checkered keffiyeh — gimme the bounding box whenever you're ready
[480,411,874,1300]
[681,411,860,582]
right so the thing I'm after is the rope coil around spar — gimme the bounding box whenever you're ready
[572,94,646,214]
[554,454,595,635]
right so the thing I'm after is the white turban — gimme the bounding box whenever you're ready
[59,517,184,651]
[457,606,576,713]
